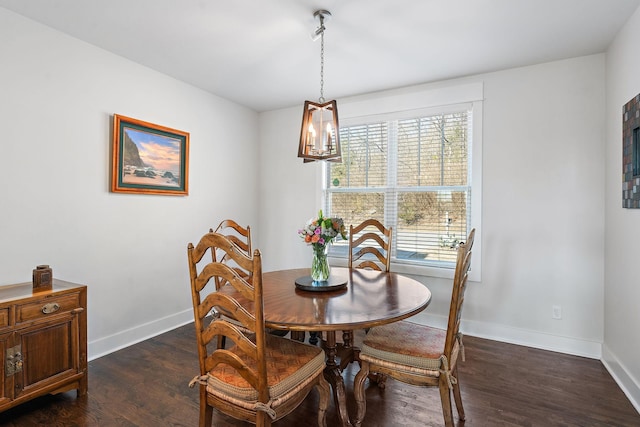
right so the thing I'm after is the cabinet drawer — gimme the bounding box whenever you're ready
[16,293,80,323]
[0,308,8,328]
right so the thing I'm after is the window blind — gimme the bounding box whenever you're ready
[325,108,472,268]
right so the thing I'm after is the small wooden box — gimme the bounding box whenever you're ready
[32,265,53,291]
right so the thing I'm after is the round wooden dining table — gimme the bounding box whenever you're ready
[260,267,432,427]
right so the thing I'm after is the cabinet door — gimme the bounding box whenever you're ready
[13,313,80,400]
[0,330,14,406]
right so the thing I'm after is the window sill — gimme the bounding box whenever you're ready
[329,256,479,281]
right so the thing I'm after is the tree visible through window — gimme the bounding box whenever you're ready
[324,108,472,268]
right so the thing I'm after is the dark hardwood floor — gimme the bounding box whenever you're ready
[1,323,638,426]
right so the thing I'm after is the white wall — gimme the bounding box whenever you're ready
[604,6,640,411]
[471,55,605,356]
[0,8,259,359]
[258,54,606,358]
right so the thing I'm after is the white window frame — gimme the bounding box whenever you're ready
[320,82,483,282]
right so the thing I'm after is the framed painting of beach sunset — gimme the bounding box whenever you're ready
[111,114,189,196]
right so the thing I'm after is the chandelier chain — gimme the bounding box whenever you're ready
[319,19,325,102]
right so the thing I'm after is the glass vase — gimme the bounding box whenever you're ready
[311,245,331,282]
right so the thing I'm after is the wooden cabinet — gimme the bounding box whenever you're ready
[0,279,87,412]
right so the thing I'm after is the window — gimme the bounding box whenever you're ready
[323,101,481,278]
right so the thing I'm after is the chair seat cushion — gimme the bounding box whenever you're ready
[360,321,457,373]
[206,334,325,405]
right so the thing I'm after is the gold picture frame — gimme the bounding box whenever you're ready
[111,114,189,196]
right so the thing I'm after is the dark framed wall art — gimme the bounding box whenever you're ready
[623,94,640,208]
[111,114,189,196]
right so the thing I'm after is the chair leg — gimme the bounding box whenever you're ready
[256,411,272,427]
[316,374,331,427]
[199,388,213,427]
[343,330,353,347]
[369,372,387,389]
[451,365,465,421]
[353,360,371,427]
[309,331,319,345]
[291,331,306,342]
[438,376,455,427]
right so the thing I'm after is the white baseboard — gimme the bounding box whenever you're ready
[88,308,194,361]
[89,309,602,360]
[409,311,602,359]
[602,344,640,414]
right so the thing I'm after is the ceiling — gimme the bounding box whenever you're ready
[1,0,638,112]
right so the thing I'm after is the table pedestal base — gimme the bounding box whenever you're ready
[323,330,355,427]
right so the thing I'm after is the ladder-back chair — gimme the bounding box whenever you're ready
[187,232,331,427]
[348,219,393,272]
[338,219,393,349]
[211,219,252,289]
[353,228,475,427]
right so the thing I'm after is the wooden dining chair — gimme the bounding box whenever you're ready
[352,228,475,427]
[211,219,252,288]
[211,219,288,346]
[208,219,253,347]
[187,232,331,427]
[348,218,393,272]
[332,218,393,349]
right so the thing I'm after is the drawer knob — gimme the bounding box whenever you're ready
[41,302,60,314]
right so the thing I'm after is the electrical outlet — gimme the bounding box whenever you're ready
[552,305,562,320]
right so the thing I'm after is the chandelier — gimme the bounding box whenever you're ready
[298,10,342,163]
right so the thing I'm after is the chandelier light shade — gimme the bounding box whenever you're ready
[299,99,340,163]
[298,10,342,163]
